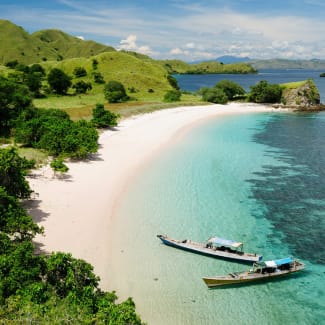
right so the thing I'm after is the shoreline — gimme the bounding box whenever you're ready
[27,102,283,287]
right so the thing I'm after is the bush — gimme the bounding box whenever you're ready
[72,81,92,94]
[91,103,120,128]
[248,80,282,103]
[163,90,181,102]
[93,72,105,84]
[73,67,87,78]
[47,68,71,95]
[215,80,245,100]
[167,75,180,90]
[201,87,228,104]
[104,81,129,103]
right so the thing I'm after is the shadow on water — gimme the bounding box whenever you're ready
[247,113,325,265]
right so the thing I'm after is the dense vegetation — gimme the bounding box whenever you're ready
[0,147,143,323]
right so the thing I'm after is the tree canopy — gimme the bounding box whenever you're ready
[47,68,71,95]
[104,80,129,103]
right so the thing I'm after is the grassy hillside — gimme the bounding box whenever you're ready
[157,59,257,74]
[0,20,115,65]
[249,58,325,70]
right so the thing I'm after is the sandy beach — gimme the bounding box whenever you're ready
[27,102,279,287]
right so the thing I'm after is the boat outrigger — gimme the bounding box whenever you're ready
[202,257,305,288]
[157,234,262,263]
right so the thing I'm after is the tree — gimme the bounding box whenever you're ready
[104,81,129,103]
[91,103,120,128]
[93,72,105,84]
[167,75,180,90]
[0,147,34,199]
[215,79,245,100]
[0,187,42,240]
[0,76,32,136]
[15,108,98,159]
[29,64,46,77]
[73,67,87,78]
[248,80,282,103]
[200,87,228,104]
[163,90,181,102]
[47,68,71,95]
[72,80,92,94]
[25,72,43,97]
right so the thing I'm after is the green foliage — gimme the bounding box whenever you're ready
[47,68,71,95]
[50,158,69,173]
[104,80,129,103]
[0,147,34,199]
[72,80,92,94]
[163,89,181,102]
[25,72,43,97]
[45,252,99,300]
[167,74,179,90]
[0,238,45,301]
[215,79,246,100]
[248,80,282,103]
[5,60,19,69]
[320,72,325,77]
[15,108,99,158]
[0,186,42,239]
[93,71,105,84]
[0,76,32,136]
[200,87,228,104]
[91,103,120,128]
[73,66,87,78]
[29,63,46,76]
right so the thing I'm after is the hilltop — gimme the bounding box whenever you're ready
[248,58,325,70]
[0,19,115,65]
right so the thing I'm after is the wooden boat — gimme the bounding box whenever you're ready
[202,257,305,288]
[157,234,262,263]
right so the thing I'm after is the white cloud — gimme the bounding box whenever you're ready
[118,34,153,55]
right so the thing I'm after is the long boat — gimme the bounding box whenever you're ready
[202,257,305,288]
[157,234,262,263]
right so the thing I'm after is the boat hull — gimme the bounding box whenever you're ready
[157,235,262,263]
[202,264,305,288]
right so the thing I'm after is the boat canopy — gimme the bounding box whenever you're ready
[257,257,293,268]
[207,236,243,248]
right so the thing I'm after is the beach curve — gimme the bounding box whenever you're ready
[27,102,280,288]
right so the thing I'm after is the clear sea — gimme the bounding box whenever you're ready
[109,71,325,325]
[174,69,325,103]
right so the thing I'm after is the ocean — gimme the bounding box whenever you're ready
[109,109,325,324]
[174,69,325,103]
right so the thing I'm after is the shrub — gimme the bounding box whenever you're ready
[91,103,120,128]
[201,87,228,104]
[163,90,181,102]
[73,67,87,78]
[93,72,105,84]
[47,68,71,95]
[248,80,282,103]
[167,75,180,90]
[215,80,245,100]
[104,81,129,103]
[72,81,92,94]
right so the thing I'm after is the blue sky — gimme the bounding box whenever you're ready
[1,0,325,61]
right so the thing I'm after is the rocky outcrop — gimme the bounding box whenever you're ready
[281,80,321,110]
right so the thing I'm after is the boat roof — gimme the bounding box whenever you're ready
[207,236,243,248]
[258,257,293,268]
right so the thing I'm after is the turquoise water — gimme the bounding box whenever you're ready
[109,112,325,324]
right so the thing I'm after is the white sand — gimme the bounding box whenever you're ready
[27,102,280,286]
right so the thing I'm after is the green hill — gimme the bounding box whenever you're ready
[0,19,115,65]
[157,59,256,74]
[248,58,325,70]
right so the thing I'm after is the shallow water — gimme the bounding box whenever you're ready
[109,112,325,324]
